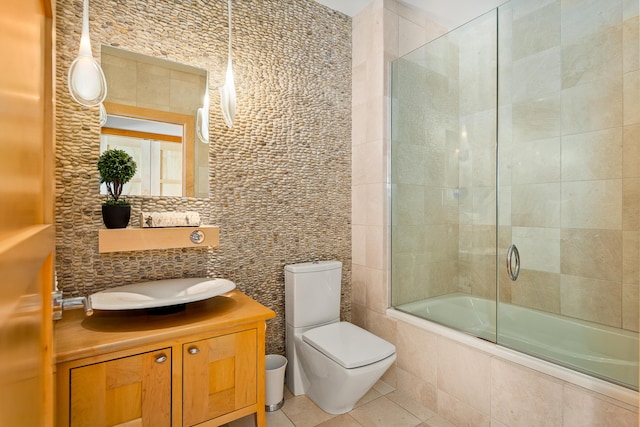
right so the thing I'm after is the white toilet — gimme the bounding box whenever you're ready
[285,260,396,414]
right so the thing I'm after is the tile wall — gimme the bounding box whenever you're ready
[352,0,638,425]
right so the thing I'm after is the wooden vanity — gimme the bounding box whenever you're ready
[54,290,275,427]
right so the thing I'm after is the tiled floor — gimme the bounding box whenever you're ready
[227,381,456,427]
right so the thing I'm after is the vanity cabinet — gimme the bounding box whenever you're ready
[54,290,275,427]
[68,348,172,426]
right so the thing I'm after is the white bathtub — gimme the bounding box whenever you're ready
[393,293,638,394]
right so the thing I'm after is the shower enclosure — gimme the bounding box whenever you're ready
[391,0,639,390]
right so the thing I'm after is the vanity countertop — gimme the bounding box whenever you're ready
[54,289,275,364]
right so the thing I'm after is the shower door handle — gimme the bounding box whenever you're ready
[506,244,520,281]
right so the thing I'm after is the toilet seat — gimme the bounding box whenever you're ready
[302,322,396,369]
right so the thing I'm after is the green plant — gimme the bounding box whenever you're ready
[97,149,137,205]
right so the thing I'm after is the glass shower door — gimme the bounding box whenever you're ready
[496,0,638,390]
[391,10,498,342]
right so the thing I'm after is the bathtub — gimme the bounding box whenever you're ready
[392,293,639,400]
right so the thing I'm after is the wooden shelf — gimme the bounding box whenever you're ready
[98,225,219,253]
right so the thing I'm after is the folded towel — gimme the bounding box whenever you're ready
[140,211,201,228]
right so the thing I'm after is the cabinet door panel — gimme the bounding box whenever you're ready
[70,349,171,427]
[183,329,257,426]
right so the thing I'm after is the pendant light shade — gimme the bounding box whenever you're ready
[219,0,236,128]
[68,0,107,107]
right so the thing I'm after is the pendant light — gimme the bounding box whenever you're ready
[68,0,107,107]
[219,0,236,128]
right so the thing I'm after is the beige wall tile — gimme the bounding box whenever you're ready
[561,128,623,181]
[561,77,623,135]
[561,0,622,45]
[623,70,639,125]
[351,264,367,307]
[512,1,560,61]
[512,226,560,273]
[353,225,367,266]
[510,269,561,313]
[622,283,639,331]
[367,309,397,345]
[561,228,622,282]
[366,266,386,313]
[491,358,563,427]
[563,385,639,427]
[512,46,561,102]
[395,367,438,412]
[393,143,426,185]
[623,178,639,230]
[436,337,491,414]
[512,137,561,184]
[622,13,639,72]
[352,184,367,226]
[436,390,490,427]
[623,230,639,284]
[561,180,622,229]
[513,94,562,142]
[562,25,622,89]
[560,274,622,326]
[512,182,561,227]
[623,124,639,177]
[396,322,438,384]
[366,225,384,270]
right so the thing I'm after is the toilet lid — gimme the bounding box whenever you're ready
[302,322,396,369]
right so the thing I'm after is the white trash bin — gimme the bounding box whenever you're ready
[265,354,287,411]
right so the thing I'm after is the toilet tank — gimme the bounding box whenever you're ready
[285,260,342,328]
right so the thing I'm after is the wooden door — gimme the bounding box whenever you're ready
[69,349,172,427]
[0,0,55,426]
[182,329,257,426]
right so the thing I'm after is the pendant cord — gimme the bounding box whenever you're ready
[227,0,232,60]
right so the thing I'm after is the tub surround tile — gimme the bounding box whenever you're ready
[623,70,640,125]
[436,337,491,414]
[623,124,639,177]
[561,180,623,230]
[561,0,622,45]
[561,25,622,89]
[511,182,561,228]
[510,269,561,314]
[396,322,438,385]
[512,1,560,61]
[561,128,623,181]
[491,358,563,427]
[622,231,639,284]
[622,13,639,72]
[560,274,622,327]
[512,226,561,273]
[623,178,640,230]
[563,384,639,427]
[561,76,623,135]
[395,367,438,412]
[436,389,491,427]
[512,46,561,102]
[512,137,561,185]
[560,228,622,282]
[622,283,639,331]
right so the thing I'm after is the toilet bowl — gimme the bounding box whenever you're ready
[285,261,396,414]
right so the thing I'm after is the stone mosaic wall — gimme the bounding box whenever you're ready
[55,0,352,355]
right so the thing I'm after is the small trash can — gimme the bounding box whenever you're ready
[265,354,287,412]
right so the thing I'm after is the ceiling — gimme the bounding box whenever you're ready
[314,0,506,29]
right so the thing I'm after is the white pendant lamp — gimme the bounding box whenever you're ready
[219,0,236,128]
[68,0,107,107]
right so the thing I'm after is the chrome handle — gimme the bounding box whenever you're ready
[506,244,520,281]
[155,354,167,364]
[188,346,200,355]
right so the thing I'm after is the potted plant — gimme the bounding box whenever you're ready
[97,148,137,228]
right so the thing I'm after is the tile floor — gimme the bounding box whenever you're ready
[227,381,456,427]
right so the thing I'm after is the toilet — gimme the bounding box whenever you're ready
[285,260,396,414]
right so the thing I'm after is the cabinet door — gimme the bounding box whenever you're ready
[183,329,257,426]
[69,349,171,427]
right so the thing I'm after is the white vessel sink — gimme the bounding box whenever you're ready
[90,277,236,310]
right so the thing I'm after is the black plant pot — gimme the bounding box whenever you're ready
[101,204,131,229]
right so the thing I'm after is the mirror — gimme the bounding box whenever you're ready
[100,45,209,198]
